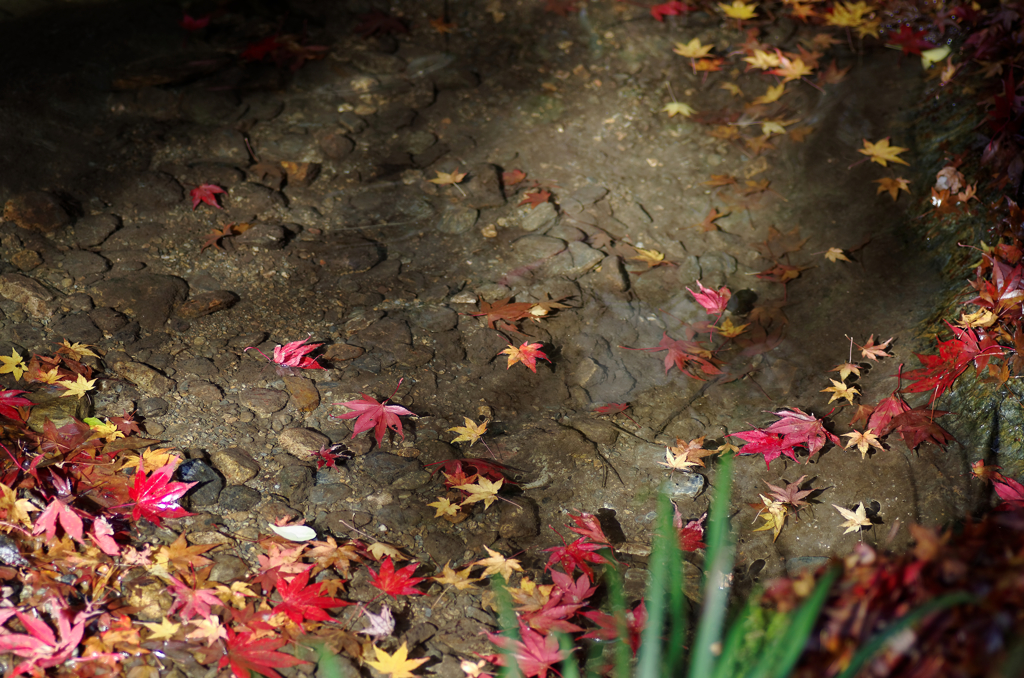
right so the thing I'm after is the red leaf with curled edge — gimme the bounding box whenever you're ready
[487,623,568,678]
[426,458,511,483]
[993,475,1024,510]
[867,392,911,434]
[217,628,309,678]
[625,332,722,379]
[543,537,606,579]
[687,280,732,314]
[903,323,1007,403]
[273,568,350,625]
[471,297,538,330]
[580,601,647,655]
[674,506,707,552]
[168,574,221,621]
[593,402,629,416]
[127,463,196,526]
[0,388,31,421]
[368,557,426,597]
[765,408,839,455]
[190,184,226,210]
[332,392,414,447]
[728,430,795,468]
[882,408,952,449]
[550,570,597,606]
[31,499,84,544]
[243,335,325,370]
[566,511,611,546]
[519,189,552,209]
[651,0,694,21]
[885,24,936,56]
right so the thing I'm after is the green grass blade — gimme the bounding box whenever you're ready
[688,452,736,678]
[603,561,633,678]
[637,493,676,678]
[766,564,841,678]
[554,631,581,678]
[834,591,976,678]
[662,497,687,677]
[490,574,523,678]
[710,595,763,678]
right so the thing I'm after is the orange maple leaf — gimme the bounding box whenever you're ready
[500,342,550,372]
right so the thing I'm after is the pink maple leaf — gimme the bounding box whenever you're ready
[31,499,84,544]
[580,600,647,655]
[0,599,86,677]
[90,516,121,556]
[727,429,795,468]
[992,476,1024,510]
[625,332,722,379]
[651,1,693,21]
[245,335,324,370]
[179,13,211,31]
[550,570,597,606]
[167,575,222,620]
[127,463,196,526]
[486,623,568,678]
[332,388,414,447]
[764,408,839,455]
[687,280,731,315]
[190,184,226,210]
[0,389,32,421]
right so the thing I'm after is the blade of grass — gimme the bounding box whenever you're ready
[765,564,841,678]
[603,560,632,678]
[490,574,523,678]
[555,631,581,678]
[688,452,736,678]
[834,591,976,678]
[662,498,687,676]
[637,493,677,678]
[710,594,763,678]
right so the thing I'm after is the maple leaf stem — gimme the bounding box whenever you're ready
[243,346,274,363]
[846,156,870,171]
[0,442,25,473]
[800,76,824,94]
[0,519,31,537]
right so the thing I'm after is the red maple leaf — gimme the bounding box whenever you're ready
[217,628,308,678]
[332,390,414,447]
[675,510,707,552]
[0,388,31,421]
[866,393,911,434]
[0,599,86,676]
[519,189,552,209]
[245,335,325,370]
[501,341,550,372]
[127,463,196,526]
[993,475,1024,510]
[580,600,647,655]
[687,280,731,315]
[109,410,142,436]
[167,575,222,620]
[764,408,839,455]
[522,597,584,634]
[626,332,722,379]
[651,1,694,21]
[427,458,510,484]
[179,13,210,31]
[190,184,226,210]
[273,569,349,625]
[728,430,794,468]
[565,512,611,546]
[487,623,568,678]
[31,499,84,544]
[470,297,537,330]
[903,324,1007,403]
[593,403,628,416]
[883,408,952,449]
[550,571,597,606]
[241,35,281,61]
[503,169,527,185]
[368,557,425,597]
[886,25,937,56]
[544,536,606,579]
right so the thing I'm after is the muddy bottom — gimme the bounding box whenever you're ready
[0,0,977,673]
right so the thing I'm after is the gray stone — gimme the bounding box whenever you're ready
[49,314,102,344]
[240,388,289,415]
[391,469,432,490]
[570,185,608,206]
[219,485,261,511]
[89,307,128,333]
[123,171,184,210]
[407,306,458,333]
[661,473,705,498]
[175,290,238,319]
[518,202,558,232]
[464,163,505,209]
[210,447,260,485]
[111,361,176,396]
[274,465,314,504]
[91,273,189,331]
[189,381,223,403]
[279,427,330,460]
[209,554,250,583]
[3,191,72,232]
[175,357,219,378]
[0,273,56,319]
[73,215,119,247]
[223,184,285,221]
[235,223,286,249]
[179,460,224,508]
[514,235,566,260]
[317,130,355,161]
[62,251,109,277]
[338,111,367,134]
[351,51,406,74]
[498,497,539,539]
[437,206,478,234]
[308,485,351,506]
[548,241,604,279]
[356,453,421,485]
[423,530,467,566]
[25,390,90,433]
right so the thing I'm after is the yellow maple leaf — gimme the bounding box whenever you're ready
[121,448,183,473]
[432,561,481,590]
[88,419,124,443]
[448,417,487,446]
[629,247,666,266]
[715,318,749,338]
[368,542,407,561]
[366,642,429,678]
[58,339,102,361]
[455,477,503,509]
[658,449,699,471]
[35,367,62,385]
[139,618,182,641]
[858,137,910,167]
[752,83,786,105]
[476,546,524,581]
[743,49,781,70]
[662,102,696,118]
[0,349,27,381]
[826,1,875,28]
[429,168,467,186]
[842,430,884,460]
[59,373,96,399]
[185,615,227,647]
[720,82,743,97]
[830,362,861,381]
[673,38,714,59]
[824,247,850,262]
[427,497,461,518]
[833,502,871,534]
[957,309,997,329]
[821,379,859,404]
[214,581,258,608]
[664,437,718,468]
[772,56,814,83]
[0,482,37,528]
[752,495,787,541]
[874,176,911,201]
[719,0,758,20]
